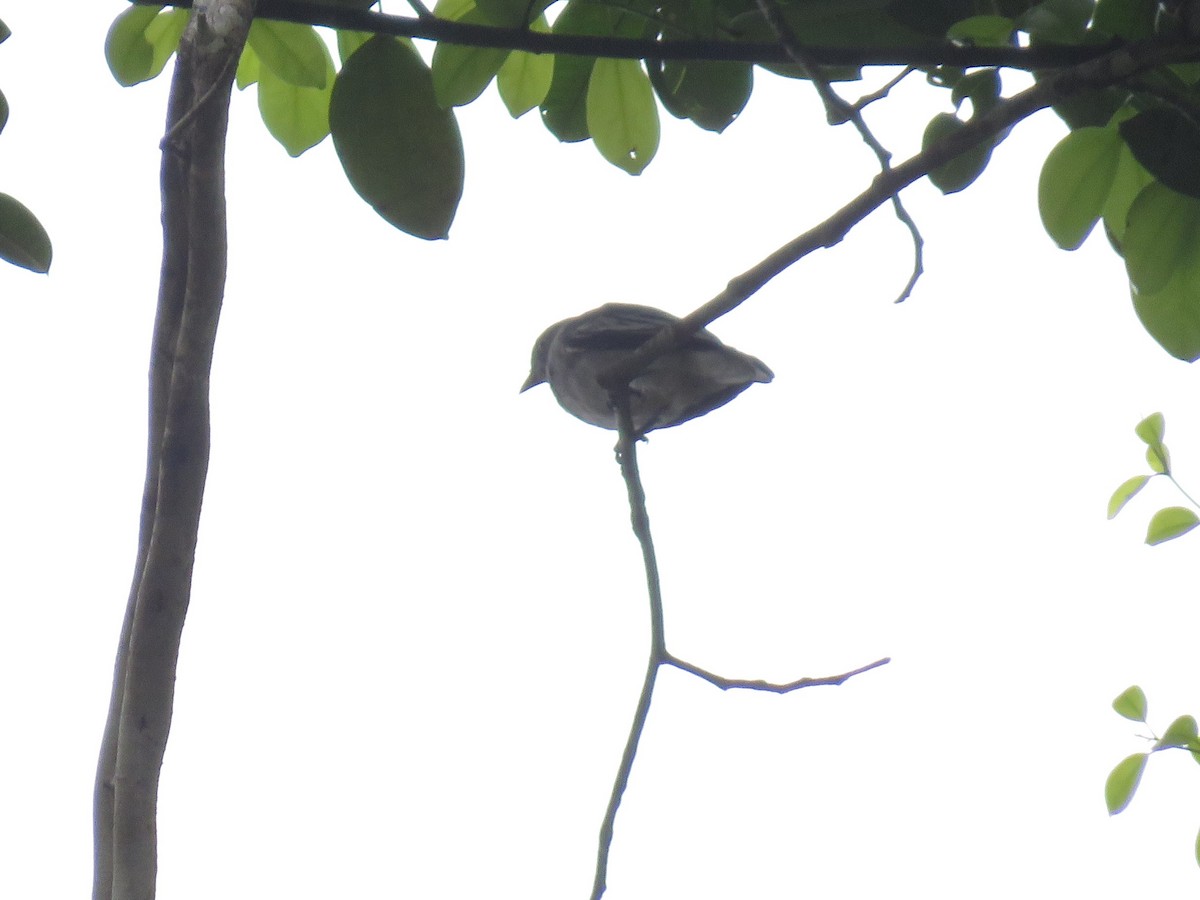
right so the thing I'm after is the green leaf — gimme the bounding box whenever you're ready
[1106,753,1147,814]
[144,8,188,77]
[946,15,1015,46]
[0,19,9,44]
[586,57,659,175]
[1113,686,1148,721]
[497,17,554,118]
[1020,0,1094,43]
[1108,475,1151,519]
[539,0,644,144]
[950,68,1001,116]
[236,44,260,90]
[248,19,327,89]
[1103,142,1154,246]
[1159,715,1199,748]
[431,5,510,108]
[336,30,375,65]
[1120,107,1200,200]
[1131,260,1200,361]
[1146,444,1170,474]
[258,44,333,156]
[0,193,52,273]
[923,112,993,193]
[1146,506,1199,544]
[1124,182,1200,294]
[1135,412,1165,446]
[1093,0,1156,39]
[651,59,752,133]
[105,5,159,86]
[330,36,464,240]
[1038,126,1122,250]
[1195,826,1200,868]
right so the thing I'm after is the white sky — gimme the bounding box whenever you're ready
[4,3,1200,898]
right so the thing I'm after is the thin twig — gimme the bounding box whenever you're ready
[755,0,924,303]
[666,653,891,693]
[590,387,889,898]
[590,399,664,900]
[853,66,917,112]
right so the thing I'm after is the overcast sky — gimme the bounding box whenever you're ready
[4,4,1200,899]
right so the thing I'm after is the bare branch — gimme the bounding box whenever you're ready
[666,653,892,692]
[754,0,924,303]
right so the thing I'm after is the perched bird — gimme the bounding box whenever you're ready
[521,303,773,434]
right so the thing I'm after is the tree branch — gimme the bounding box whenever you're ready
[754,0,924,303]
[665,653,891,692]
[590,395,888,898]
[600,37,1200,391]
[132,0,1133,69]
[95,4,255,899]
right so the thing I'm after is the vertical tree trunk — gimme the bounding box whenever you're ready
[93,5,255,899]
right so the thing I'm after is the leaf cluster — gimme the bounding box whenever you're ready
[93,0,1126,239]
[1107,412,1200,545]
[103,0,1200,361]
[1033,0,1200,361]
[0,19,52,273]
[1106,686,1200,867]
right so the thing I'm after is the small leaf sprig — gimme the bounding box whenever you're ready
[1108,413,1200,545]
[1106,686,1200,866]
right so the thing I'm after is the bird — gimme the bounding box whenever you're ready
[521,303,773,434]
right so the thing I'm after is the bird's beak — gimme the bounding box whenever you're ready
[520,372,543,393]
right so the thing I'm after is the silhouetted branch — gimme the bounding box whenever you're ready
[132,0,1133,69]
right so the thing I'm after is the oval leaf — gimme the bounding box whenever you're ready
[1039,126,1122,250]
[923,113,993,193]
[586,57,659,175]
[1145,443,1170,474]
[1146,506,1199,545]
[1108,475,1151,519]
[497,16,553,118]
[258,47,333,157]
[1105,752,1147,815]
[652,60,752,134]
[1113,685,1148,722]
[330,36,464,240]
[1124,181,1200,294]
[430,2,510,108]
[105,4,159,86]
[0,192,52,273]
[144,8,188,77]
[236,44,260,90]
[1131,262,1200,361]
[1159,715,1198,748]
[248,19,327,89]
[1103,143,1154,245]
[1135,412,1165,446]
[1120,106,1200,199]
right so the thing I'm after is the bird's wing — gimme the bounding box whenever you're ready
[564,304,722,353]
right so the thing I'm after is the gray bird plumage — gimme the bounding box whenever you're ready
[521,303,773,433]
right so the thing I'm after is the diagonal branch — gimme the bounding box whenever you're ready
[600,38,1200,392]
[94,4,255,900]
